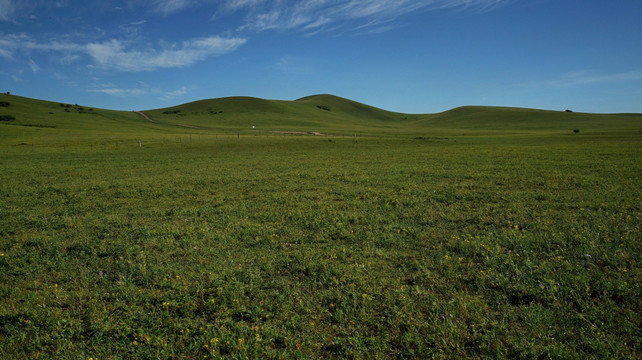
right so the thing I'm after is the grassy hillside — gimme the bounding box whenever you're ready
[0,93,180,148]
[148,95,642,137]
[1,93,640,142]
[143,94,414,135]
[408,106,642,135]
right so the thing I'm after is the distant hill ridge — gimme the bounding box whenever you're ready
[0,92,640,138]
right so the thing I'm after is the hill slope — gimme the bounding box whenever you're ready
[408,106,642,134]
[0,93,174,146]
[143,94,414,134]
[1,93,640,143]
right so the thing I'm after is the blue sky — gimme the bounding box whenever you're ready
[1,0,641,113]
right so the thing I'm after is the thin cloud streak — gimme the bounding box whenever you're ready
[162,86,188,100]
[166,86,187,96]
[27,58,39,72]
[1,33,247,72]
[153,0,193,15]
[88,84,189,100]
[531,70,642,88]
[0,0,14,21]
[223,0,512,33]
[86,36,246,71]
[88,87,150,96]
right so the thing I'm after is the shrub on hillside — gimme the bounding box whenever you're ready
[0,101,10,107]
[573,129,580,134]
[0,114,16,121]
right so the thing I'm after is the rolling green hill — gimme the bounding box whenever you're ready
[0,93,174,147]
[140,94,642,137]
[1,92,640,144]
[143,94,414,134]
[409,106,642,135]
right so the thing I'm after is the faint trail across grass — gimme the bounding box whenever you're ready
[134,110,203,129]
[134,110,157,123]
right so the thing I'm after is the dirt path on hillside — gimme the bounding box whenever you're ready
[269,130,324,136]
[134,111,157,123]
[134,111,203,129]
[133,112,328,133]
[175,123,203,129]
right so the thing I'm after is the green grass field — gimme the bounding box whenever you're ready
[1,93,641,358]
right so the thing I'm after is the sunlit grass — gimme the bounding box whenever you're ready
[1,133,640,358]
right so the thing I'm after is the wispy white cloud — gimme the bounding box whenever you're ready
[166,86,187,96]
[8,68,23,82]
[27,58,39,72]
[60,54,80,64]
[0,0,14,21]
[18,34,86,53]
[0,34,82,59]
[86,36,246,71]
[119,19,147,35]
[162,86,188,99]
[89,83,189,99]
[223,0,511,33]
[88,87,150,96]
[532,70,642,88]
[0,41,14,58]
[88,81,157,97]
[1,32,247,72]
[153,0,198,15]
[0,33,24,58]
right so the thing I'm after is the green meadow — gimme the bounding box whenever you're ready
[1,93,641,359]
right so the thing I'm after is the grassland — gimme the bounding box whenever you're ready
[0,93,641,359]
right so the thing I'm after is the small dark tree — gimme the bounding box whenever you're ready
[0,101,10,107]
[565,109,573,113]
[573,129,580,134]
[0,114,16,121]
